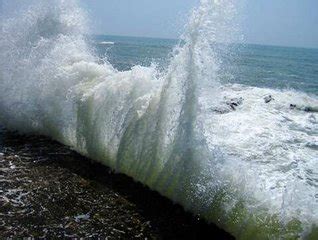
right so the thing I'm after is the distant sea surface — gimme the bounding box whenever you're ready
[93,35,318,95]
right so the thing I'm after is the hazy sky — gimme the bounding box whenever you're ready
[80,0,318,49]
[244,0,318,48]
[80,0,197,40]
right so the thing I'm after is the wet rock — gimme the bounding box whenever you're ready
[0,128,234,239]
[226,97,244,110]
[211,106,232,114]
[303,106,318,113]
[264,95,274,103]
[290,104,318,113]
[211,97,244,114]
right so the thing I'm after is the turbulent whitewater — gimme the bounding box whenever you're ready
[0,0,317,239]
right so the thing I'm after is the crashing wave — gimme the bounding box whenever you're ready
[0,0,317,239]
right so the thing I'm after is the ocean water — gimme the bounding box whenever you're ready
[93,35,318,95]
[0,0,317,239]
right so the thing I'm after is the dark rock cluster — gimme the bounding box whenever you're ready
[0,128,233,239]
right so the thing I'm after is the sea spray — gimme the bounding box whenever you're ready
[0,0,318,239]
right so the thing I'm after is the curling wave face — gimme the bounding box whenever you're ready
[0,0,317,239]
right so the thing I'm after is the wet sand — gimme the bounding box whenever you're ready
[0,127,234,239]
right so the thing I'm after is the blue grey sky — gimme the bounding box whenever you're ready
[2,0,316,48]
[80,0,318,49]
[244,0,318,48]
[80,0,197,40]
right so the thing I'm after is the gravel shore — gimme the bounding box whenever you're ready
[0,127,233,239]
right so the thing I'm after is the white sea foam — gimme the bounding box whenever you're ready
[99,41,115,45]
[0,0,317,239]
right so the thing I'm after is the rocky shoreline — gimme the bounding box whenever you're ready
[0,128,233,239]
